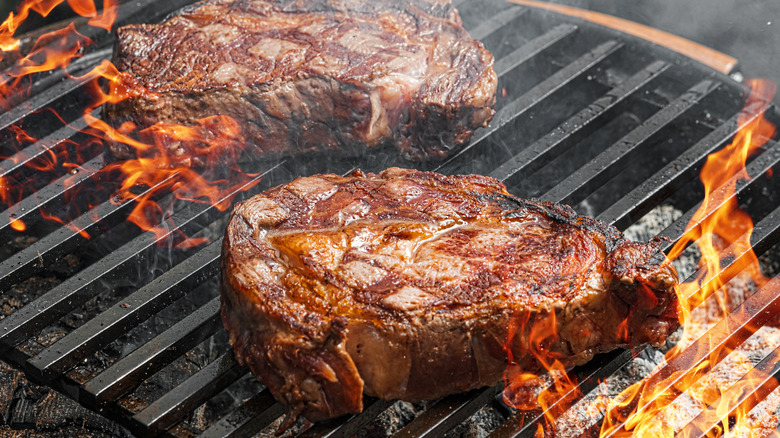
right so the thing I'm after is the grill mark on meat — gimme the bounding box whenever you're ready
[221,168,680,425]
[105,0,496,164]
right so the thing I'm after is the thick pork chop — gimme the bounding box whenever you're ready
[220,168,679,424]
[105,0,497,166]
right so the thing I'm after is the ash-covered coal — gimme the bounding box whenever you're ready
[0,359,132,437]
[547,202,780,438]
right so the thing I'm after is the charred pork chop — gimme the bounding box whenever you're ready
[104,0,497,165]
[220,168,680,424]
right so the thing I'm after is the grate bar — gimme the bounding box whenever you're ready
[199,389,286,438]
[133,351,245,436]
[190,131,780,438]
[395,386,503,438]
[493,24,578,78]
[300,398,395,438]
[3,44,113,109]
[491,138,780,438]
[136,164,359,436]
[469,7,527,41]
[598,164,780,435]
[0,163,274,350]
[503,200,780,438]
[0,77,91,132]
[28,239,221,379]
[0,1,777,437]
[499,228,780,438]
[490,59,669,183]
[0,169,179,292]
[679,342,780,438]
[541,79,721,205]
[0,152,105,238]
[680,198,780,309]
[656,138,780,251]
[0,112,92,179]
[436,39,623,172]
[81,296,223,409]
[489,349,635,438]
[596,103,770,228]
[66,46,114,75]
[601,275,780,438]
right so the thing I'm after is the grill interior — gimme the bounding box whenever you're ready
[1,0,780,436]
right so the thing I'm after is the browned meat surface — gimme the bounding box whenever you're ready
[220,168,680,425]
[104,0,497,166]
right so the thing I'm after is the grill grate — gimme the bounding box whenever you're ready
[1,0,779,436]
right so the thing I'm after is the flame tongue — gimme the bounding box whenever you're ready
[499,79,779,437]
[597,79,779,438]
[503,308,582,427]
[669,79,777,311]
[0,1,261,246]
[0,0,67,52]
[1,23,92,106]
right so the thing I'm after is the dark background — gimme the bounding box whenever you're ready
[551,0,780,90]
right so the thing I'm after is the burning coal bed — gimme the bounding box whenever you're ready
[1,200,779,438]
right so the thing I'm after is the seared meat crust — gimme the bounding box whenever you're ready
[105,0,497,165]
[220,168,679,424]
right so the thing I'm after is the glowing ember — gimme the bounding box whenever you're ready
[499,78,778,437]
[596,80,778,438]
[503,308,582,429]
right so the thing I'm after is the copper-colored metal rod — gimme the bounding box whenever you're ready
[507,0,738,75]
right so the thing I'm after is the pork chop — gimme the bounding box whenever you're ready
[104,0,497,166]
[220,168,679,424]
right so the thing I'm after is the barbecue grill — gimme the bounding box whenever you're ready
[1,0,780,436]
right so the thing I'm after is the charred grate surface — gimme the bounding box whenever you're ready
[0,0,779,437]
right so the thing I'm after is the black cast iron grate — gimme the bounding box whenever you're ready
[1,0,780,436]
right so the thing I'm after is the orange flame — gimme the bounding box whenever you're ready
[0,0,117,107]
[503,308,582,430]
[0,23,92,107]
[0,1,262,247]
[69,60,262,245]
[669,79,777,312]
[0,0,115,51]
[597,79,778,438]
[1,0,66,52]
[500,80,778,437]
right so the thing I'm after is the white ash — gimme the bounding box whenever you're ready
[552,348,667,438]
[725,387,780,438]
[621,204,683,243]
[444,405,507,438]
[354,401,427,437]
[551,253,780,437]
[636,324,780,436]
[621,204,700,281]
